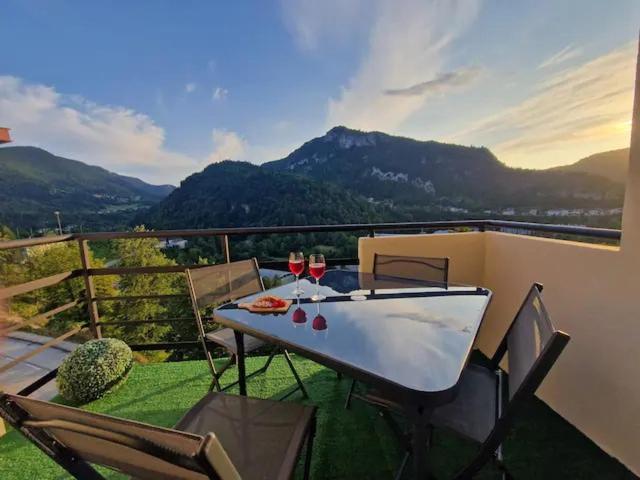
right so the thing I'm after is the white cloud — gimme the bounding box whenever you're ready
[206,129,247,163]
[212,86,228,101]
[451,42,636,168]
[0,76,297,183]
[185,82,197,93]
[280,0,367,51]
[0,76,197,184]
[324,0,481,132]
[538,44,582,69]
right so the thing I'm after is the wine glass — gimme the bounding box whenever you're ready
[289,251,305,295]
[309,253,326,301]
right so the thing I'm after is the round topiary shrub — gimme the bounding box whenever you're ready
[57,338,133,405]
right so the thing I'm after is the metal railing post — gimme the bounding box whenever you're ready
[78,239,101,338]
[223,234,231,263]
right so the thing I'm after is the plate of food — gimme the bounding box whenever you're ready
[238,295,292,314]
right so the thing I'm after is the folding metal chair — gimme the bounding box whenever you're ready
[374,283,570,479]
[345,253,450,409]
[186,259,307,398]
[0,390,317,480]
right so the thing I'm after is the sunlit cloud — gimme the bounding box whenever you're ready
[206,128,247,163]
[0,76,196,184]
[324,0,481,132]
[203,130,293,165]
[538,44,582,69]
[0,76,280,184]
[185,82,197,93]
[450,42,636,168]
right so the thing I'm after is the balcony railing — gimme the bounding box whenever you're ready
[0,219,622,397]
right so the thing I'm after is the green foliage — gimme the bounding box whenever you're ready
[108,226,192,355]
[57,338,133,404]
[143,161,383,261]
[262,275,284,289]
[0,225,196,363]
[6,241,117,336]
[164,237,221,265]
[89,240,118,262]
[0,226,21,281]
[143,160,382,231]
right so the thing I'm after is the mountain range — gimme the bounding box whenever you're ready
[0,146,174,231]
[143,160,381,230]
[551,148,629,185]
[264,127,625,210]
[0,128,630,232]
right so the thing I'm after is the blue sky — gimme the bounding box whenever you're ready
[1,0,639,184]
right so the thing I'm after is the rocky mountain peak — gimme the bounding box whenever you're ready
[323,126,379,149]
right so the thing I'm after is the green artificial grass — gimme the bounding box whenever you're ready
[0,355,635,479]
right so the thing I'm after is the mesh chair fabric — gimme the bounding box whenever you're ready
[190,260,263,311]
[506,287,555,398]
[9,395,211,480]
[373,254,448,284]
[176,392,315,480]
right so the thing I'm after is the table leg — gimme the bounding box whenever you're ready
[234,330,247,396]
[405,405,432,479]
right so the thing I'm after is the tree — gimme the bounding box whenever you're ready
[3,239,117,336]
[109,226,191,352]
[0,226,21,282]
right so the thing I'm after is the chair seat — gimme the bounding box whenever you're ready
[430,364,499,444]
[175,392,316,480]
[205,328,265,354]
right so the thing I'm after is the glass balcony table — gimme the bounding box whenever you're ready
[214,270,492,479]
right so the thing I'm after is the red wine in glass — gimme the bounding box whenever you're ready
[309,263,326,279]
[292,308,307,325]
[312,314,327,331]
[289,252,305,295]
[309,253,326,301]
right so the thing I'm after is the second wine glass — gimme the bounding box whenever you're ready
[289,251,305,295]
[309,253,326,301]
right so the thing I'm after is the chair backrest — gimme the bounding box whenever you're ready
[187,259,264,314]
[462,284,570,478]
[373,253,449,284]
[504,284,561,399]
[0,393,240,480]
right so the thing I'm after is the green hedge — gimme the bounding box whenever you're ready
[57,338,133,404]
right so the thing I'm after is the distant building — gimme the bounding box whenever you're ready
[0,127,11,144]
[158,238,188,249]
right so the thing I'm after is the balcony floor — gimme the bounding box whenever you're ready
[0,355,635,479]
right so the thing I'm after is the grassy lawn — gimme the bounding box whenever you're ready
[0,355,635,479]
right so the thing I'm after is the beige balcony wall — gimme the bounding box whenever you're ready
[359,232,639,475]
[482,233,638,475]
